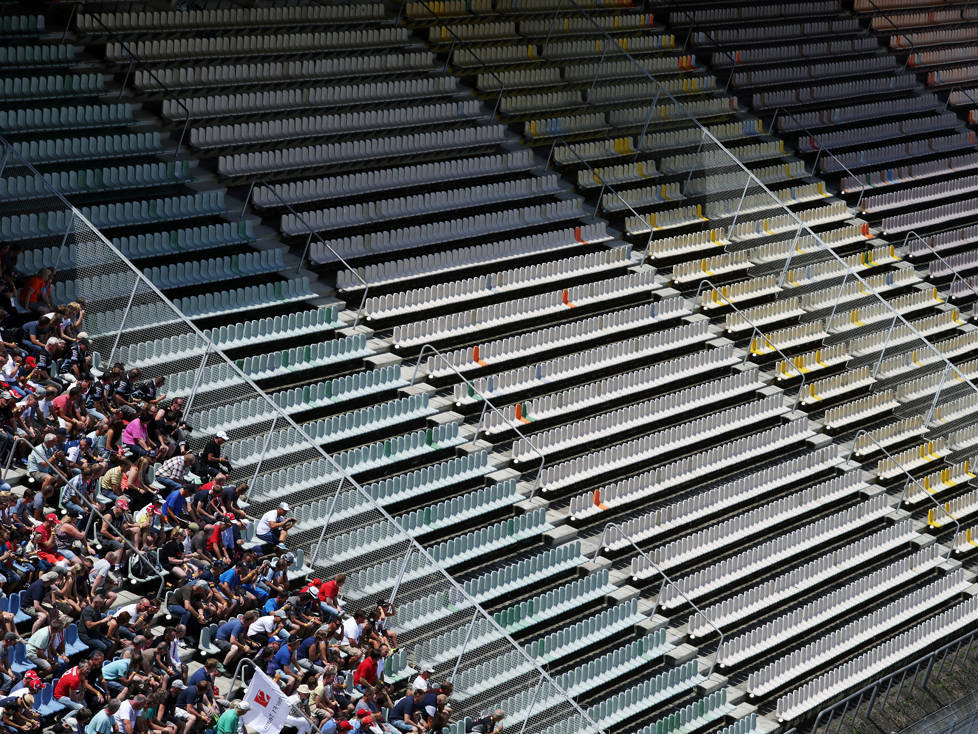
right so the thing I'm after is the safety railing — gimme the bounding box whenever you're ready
[810,625,978,734]
[59,3,193,158]
[1,132,601,734]
[3,435,167,599]
[239,179,368,328]
[592,522,723,678]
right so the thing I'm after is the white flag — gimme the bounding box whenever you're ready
[241,668,291,734]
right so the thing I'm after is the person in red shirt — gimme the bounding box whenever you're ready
[318,573,345,618]
[353,650,380,689]
[53,661,88,710]
[205,516,232,565]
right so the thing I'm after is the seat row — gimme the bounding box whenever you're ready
[256,150,534,208]
[220,123,506,176]
[312,199,585,264]
[336,223,610,291]
[192,101,482,148]
[287,175,561,235]
[718,544,942,666]
[1,190,228,241]
[776,597,978,720]
[105,28,415,61]
[77,4,385,31]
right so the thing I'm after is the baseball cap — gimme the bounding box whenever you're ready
[115,498,129,510]
[44,513,57,523]
[40,571,59,583]
[225,513,236,523]
[172,680,187,690]
[236,701,251,712]
[0,392,11,401]
[279,502,290,512]
[52,562,70,576]
[216,431,229,440]
[337,723,353,733]
[273,609,288,618]
[297,685,312,696]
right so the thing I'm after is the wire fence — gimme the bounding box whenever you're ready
[0,134,602,734]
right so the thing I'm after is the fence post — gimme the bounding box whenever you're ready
[388,546,415,605]
[872,314,898,380]
[450,608,481,684]
[519,674,546,734]
[183,343,213,421]
[309,476,345,567]
[107,276,141,366]
[925,363,952,427]
[249,415,278,492]
[776,224,804,290]
[728,176,751,232]
[54,211,76,273]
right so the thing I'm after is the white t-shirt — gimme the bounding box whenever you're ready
[115,700,135,731]
[255,510,278,536]
[89,558,112,586]
[247,615,278,637]
[342,618,361,645]
[112,603,138,619]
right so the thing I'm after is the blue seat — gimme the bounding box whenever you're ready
[64,624,88,656]
[11,592,29,625]
[10,643,35,675]
[36,682,64,716]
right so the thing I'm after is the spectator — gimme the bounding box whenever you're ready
[389,690,424,734]
[317,574,345,619]
[465,710,505,734]
[197,431,231,479]
[254,502,293,549]
[19,268,54,317]
[154,453,193,493]
[215,700,249,734]
[54,661,89,711]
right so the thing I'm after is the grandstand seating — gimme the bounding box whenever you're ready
[5,0,978,733]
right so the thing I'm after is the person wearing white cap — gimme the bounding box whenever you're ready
[199,431,232,480]
[216,700,249,734]
[254,503,294,550]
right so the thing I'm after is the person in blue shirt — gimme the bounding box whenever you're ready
[214,610,258,671]
[269,638,298,693]
[188,658,220,688]
[102,656,142,696]
[262,592,288,616]
[85,701,118,734]
[162,488,187,526]
[388,691,423,733]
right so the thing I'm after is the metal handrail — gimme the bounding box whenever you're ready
[767,106,868,212]
[59,3,193,158]
[810,625,978,734]
[551,0,978,407]
[239,179,368,329]
[4,435,167,598]
[856,0,918,71]
[591,522,724,679]
[410,344,546,498]
[6,138,602,734]
[903,229,978,305]
[407,0,509,122]
[694,277,808,407]
[848,429,960,560]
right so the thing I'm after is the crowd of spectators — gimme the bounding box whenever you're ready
[0,266,501,734]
